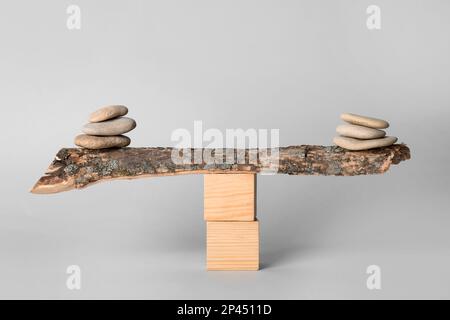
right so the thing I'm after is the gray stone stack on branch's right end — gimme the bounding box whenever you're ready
[333,113,398,151]
[74,105,136,149]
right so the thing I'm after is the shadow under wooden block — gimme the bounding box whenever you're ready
[206,220,259,271]
[204,174,256,221]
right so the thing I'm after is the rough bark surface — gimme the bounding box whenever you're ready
[31,144,410,194]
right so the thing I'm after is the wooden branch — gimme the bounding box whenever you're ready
[31,144,410,194]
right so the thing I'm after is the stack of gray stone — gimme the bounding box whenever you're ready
[75,105,136,149]
[333,113,397,151]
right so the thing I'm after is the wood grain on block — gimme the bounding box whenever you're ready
[206,221,259,271]
[204,174,256,221]
[31,144,410,194]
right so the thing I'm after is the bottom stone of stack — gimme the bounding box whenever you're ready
[206,220,259,271]
[333,136,397,151]
[74,134,130,149]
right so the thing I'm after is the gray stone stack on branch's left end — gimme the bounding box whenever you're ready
[74,105,136,149]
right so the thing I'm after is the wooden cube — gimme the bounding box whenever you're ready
[206,220,259,271]
[204,174,256,221]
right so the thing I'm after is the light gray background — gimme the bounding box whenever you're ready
[0,0,449,299]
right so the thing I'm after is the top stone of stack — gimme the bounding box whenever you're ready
[89,105,128,123]
[340,113,389,129]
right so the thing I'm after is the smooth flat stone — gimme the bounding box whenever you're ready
[336,124,386,139]
[340,113,389,129]
[89,105,128,122]
[333,136,398,151]
[74,134,130,149]
[82,117,136,136]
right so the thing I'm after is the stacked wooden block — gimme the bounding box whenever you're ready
[204,174,259,271]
